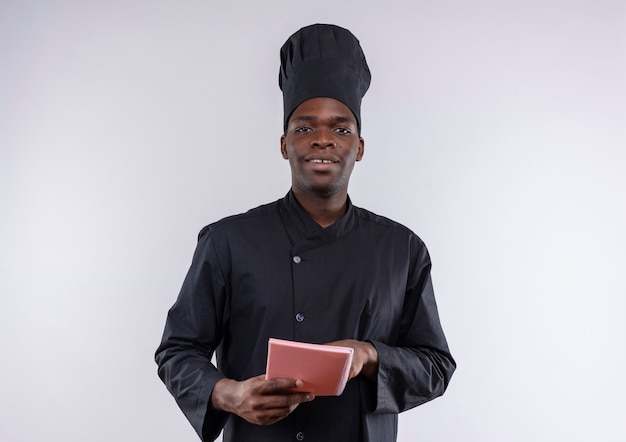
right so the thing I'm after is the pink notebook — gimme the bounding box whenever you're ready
[265,338,354,396]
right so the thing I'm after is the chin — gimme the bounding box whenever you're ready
[294,176,348,198]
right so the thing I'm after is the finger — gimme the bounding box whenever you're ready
[266,393,315,409]
[262,377,305,392]
[250,403,300,426]
[254,393,315,413]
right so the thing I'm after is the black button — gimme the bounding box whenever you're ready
[296,432,305,441]
[293,256,302,264]
[295,312,305,322]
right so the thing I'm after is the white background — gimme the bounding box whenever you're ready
[1,1,625,441]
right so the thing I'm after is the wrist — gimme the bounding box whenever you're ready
[361,342,379,380]
[210,378,238,413]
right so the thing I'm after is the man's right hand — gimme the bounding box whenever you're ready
[210,375,315,426]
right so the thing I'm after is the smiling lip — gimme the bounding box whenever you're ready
[305,158,339,164]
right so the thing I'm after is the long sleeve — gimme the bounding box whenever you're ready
[155,228,230,441]
[369,235,456,414]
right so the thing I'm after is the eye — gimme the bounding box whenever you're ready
[335,127,352,135]
[294,126,312,133]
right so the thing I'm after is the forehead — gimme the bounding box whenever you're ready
[290,97,357,124]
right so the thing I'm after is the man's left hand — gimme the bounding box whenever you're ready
[326,339,378,381]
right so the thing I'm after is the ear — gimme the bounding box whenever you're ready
[280,134,288,159]
[356,137,365,161]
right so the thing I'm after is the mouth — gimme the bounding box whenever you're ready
[305,158,339,164]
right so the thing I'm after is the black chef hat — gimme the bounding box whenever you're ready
[279,24,371,132]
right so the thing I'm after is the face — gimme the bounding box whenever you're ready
[280,97,364,199]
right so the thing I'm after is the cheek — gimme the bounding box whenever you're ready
[287,155,300,172]
[282,141,296,160]
[348,145,361,162]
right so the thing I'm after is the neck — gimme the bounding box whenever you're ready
[291,188,348,228]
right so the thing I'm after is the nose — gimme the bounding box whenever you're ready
[311,129,335,148]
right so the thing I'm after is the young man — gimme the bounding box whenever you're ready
[156,24,455,442]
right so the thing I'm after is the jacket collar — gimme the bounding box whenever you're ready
[279,190,356,251]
